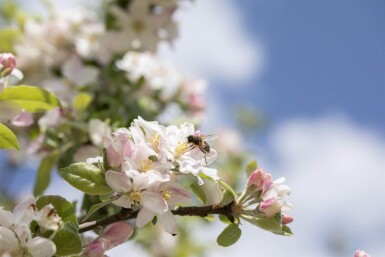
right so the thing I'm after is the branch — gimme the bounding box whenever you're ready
[78,202,235,233]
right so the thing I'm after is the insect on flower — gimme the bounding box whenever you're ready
[186,132,217,164]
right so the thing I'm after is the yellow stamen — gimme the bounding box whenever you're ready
[149,133,161,151]
[162,190,171,200]
[175,141,189,159]
[141,159,153,172]
[130,191,142,206]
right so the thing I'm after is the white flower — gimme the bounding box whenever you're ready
[0,226,56,257]
[34,204,62,232]
[105,170,169,212]
[106,0,178,52]
[165,123,218,183]
[89,119,111,147]
[0,196,58,257]
[38,108,62,132]
[62,55,99,87]
[136,182,190,235]
[11,110,34,127]
[116,52,183,101]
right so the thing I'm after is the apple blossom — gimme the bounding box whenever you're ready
[0,196,60,257]
[84,222,134,257]
[354,250,371,257]
[0,53,16,78]
[11,110,34,127]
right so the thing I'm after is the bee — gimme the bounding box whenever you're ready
[186,133,217,164]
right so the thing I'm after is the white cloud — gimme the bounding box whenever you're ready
[159,0,264,83]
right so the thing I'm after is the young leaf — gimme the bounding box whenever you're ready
[217,223,242,247]
[36,195,77,224]
[245,160,258,176]
[0,85,61,112]
[72,92,93,111]
[190,184,207,204]
[58,163,113,195]
[218,180,236,199]
[0,123,19,150]
[81,198,114,223]
[33,151,60,196]
[219,190,235,207]
[53,222,82,256]
[218,214,232,225]
[251,215,283,234]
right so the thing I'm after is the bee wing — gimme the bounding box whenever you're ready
[203,134,218,141]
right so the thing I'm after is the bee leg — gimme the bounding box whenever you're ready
[204,156,207,165]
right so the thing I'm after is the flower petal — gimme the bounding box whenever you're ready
[0,226,18,251]
[27,236,56,257]
[141,191,168,214]
[158,210,177,235]
[136,208,155,228]
[105,170,131,193]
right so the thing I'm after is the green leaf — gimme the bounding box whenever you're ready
[218,180,236,199]
[33,151,60,196]
[279,225,294,236]
[72,93,93,111]
[219,190,235,207]
[245,160,258,176]
[252,215,282,234]
[53,222,82,256]
[218,214,232,224]
[58,163,113,195]
[217,223,242,247]
[190,184,206,204]
[36,195,77,224]
[0,123,19,150]
[0,85,61,112]
[81,198,114,223]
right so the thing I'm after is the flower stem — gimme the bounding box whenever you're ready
[78,201,235,233]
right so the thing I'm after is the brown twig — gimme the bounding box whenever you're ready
[78,202,235,233]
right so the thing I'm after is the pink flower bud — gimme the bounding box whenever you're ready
[0,53,16,78]
[83,222,134,257]
[84,239,109,257]
[247,169,272,194]
[100,221,134,246]
[354,250,371,257]
[258,197,281,217]
[11,110,34,127]
[281,214,294,225]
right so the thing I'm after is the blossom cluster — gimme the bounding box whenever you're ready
[0,196,62,257]
[88,117,219,234]
[235,168,293,229]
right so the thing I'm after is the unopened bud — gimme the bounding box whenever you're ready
[247,169,272,194]
[83,222,134,257]
[11,110,34,127]
[258,197,281,217]
[100,221,134,246]
[0,53,16,78]
[354,250,371,257]
[281,214,294,225]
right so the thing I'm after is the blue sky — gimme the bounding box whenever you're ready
[2,0,384,256]
[219,0,385,131]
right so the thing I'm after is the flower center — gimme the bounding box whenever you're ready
[175,141,189,159]
[130,191,142,206]
[141,159,153,172]
[132,20,144,33]
[149,133,161,151]
[162,190,171,200]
